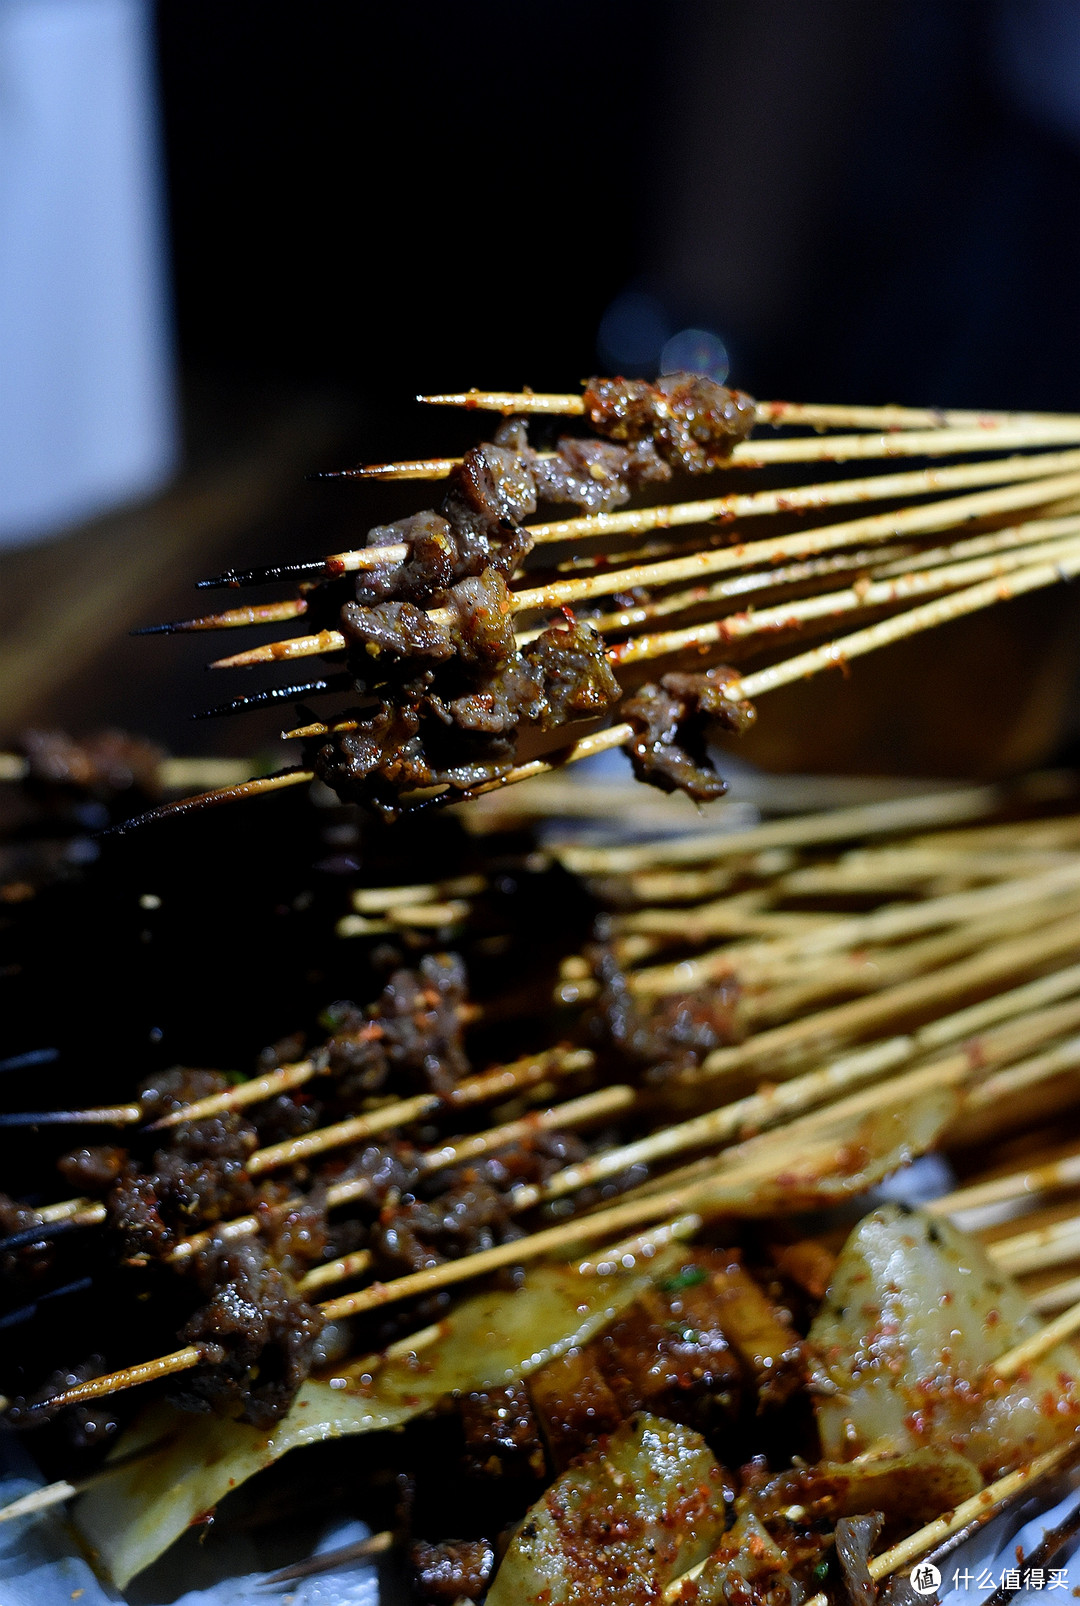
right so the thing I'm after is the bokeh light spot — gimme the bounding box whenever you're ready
[660,328,730,383]
[597,290,671,374]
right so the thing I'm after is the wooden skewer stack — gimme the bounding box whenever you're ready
[8,779,1080,1419]
[127,380,1080,823]
[9,385,1080,1598]
[7,774,1080,1603]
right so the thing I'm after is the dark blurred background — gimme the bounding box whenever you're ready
[6,0,1080,771]
[155,0,1080,410]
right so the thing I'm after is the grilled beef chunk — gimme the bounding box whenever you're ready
[411,1538,495,1603]
[106,1075,259,1259]
[0,1193,58,1281]
[20,728,165,801]
[308,380,758,814]
[312,572,620,819]
[355,441,537,610]
[56,1146,128,1195]
[174,1241,324,1427]
[371,1176,521,1278]
[583,372,757,469]
[587,944,741,1082]
[531,435,671,513]
[460,1381,545,1479]
[622,666,756,801]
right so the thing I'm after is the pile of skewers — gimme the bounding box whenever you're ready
[5,775,1080,1598]
[135,374,1080,825]
[11,366,1080,1601]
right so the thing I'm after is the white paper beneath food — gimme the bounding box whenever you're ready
[0,1432,383,1606]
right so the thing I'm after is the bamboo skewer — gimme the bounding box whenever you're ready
[556,487,1078,582]
[465,549,1080,804]
[4,1034,581,1141]
[20,1103,919,1415]
[987,1297,1080,1379]
[555,781,1060,876]
[577,547,922,639]
[9,1048,596,1243]
[105,769,317,833]
[26,844,1074,1221]
[565,513,1080,642]
[31,1347,208,1413]
[132,388,1080,828]
[771,846,1079,898]
[22,781,1080,1456]
[321,1017,1080,1311]
[930,1151,1080,1220]
[604,534,1080,669]
[738,896,1077,1011]
[692,907,1080,1016]
[30,1017,1080,1416]
[622,858,1080,965]
[420,390,1080,432]
[952,1035,1080,1144]
[414,1084,633,1172]
[638,886,1080,1007]
[147,1058,323,1130]
[335,422,1080,484]
[600,846,1076,911]
[207,447,1080,592]
[23,896,1069,1258]
[132,599,309,636]
[611,889,1080,1015]
[8,1292,1079,1550]
[29,390,1080,1563]
[151,1042,586,1133]
[505,449,1080,549]
[735,548,1080,698]
[870,506,1080,576]
[18,1042,1080,1420]
[1033,1275,1080,1314]
[653,909,1080,1079]
[528,992,1080,1207]
[297,1249,372,1294]
[261,1530,395,1586]
[212,628,347,671]
[988,1211,1080,1277]
[0,755,262,792]
[167,1170,382,1265]
[559,501,1077,602]
[496,523,1080,628]
[207,461,1080,671]
[102,953,1080,1268]
[256,524,1080,692]
[23,827,1079,1233]
[137,642,1080,828]
[0,1478,83,1525]
[0,1103,144,1129]
[0,1437,176,1526]
[244,1053,597,1176]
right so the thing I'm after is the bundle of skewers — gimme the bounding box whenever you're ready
[134,373,1080,826]
[6,777,1080,1599]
